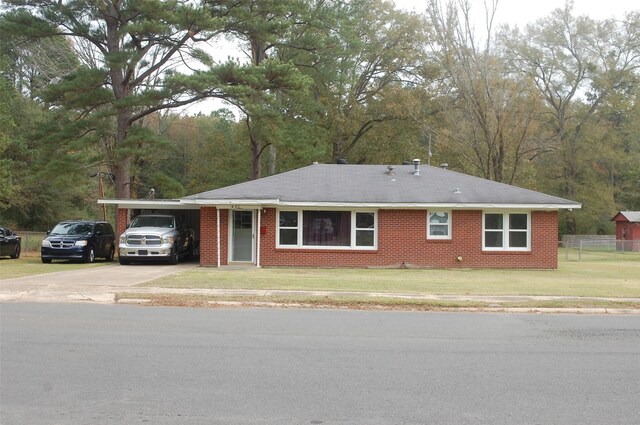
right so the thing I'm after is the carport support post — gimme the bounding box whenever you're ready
[216,208,220,268]
[256,208,261,268]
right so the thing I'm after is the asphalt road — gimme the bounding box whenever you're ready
[1,304,639,424]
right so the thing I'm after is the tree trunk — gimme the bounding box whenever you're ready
[106,12,133,199]
[250,131,262,180]
[113,109,133,198]
[113,155,131,199]
[332,141,344,164]
[268,144,277,175]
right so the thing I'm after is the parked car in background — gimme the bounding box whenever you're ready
[118,214,194,265]
[0,227,21,259]
[41,221,115,263]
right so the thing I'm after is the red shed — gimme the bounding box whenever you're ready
[611,211,640,252]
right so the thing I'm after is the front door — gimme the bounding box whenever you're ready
[231,210,254,262]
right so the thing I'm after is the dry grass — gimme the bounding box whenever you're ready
[142,254,640,298]
[115,293,640,310]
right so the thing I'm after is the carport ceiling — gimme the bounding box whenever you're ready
[97,199,199,210]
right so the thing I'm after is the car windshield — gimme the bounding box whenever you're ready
[130,216,173,228]
[50,222,94,236]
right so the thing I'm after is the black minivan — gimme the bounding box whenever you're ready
[41,221,116,263]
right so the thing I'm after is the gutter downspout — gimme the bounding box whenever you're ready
[256,208,261,268]
[216,208,220,268]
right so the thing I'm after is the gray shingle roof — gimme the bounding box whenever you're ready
[184,164,580,208]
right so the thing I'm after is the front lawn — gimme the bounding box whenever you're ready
[0,257,112,279]
[141,254,640,298]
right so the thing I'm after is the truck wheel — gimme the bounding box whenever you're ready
[106,245,115,262]
[11,244,21,259]
[168,246,179,265]
[42,257,52,264]
[119,257,130,265]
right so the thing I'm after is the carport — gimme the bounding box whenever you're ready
[98,199,201,257]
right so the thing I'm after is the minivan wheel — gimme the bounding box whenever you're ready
[86,247,95,263]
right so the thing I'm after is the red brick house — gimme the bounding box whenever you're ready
[100,162,581,269]
[611,211,640,252]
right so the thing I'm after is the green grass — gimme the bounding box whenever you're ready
[142,254,640,298]
[0,256,112,279]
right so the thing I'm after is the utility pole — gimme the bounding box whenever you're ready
[428,132,432,166]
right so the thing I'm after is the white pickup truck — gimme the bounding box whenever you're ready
[118,214,195,265]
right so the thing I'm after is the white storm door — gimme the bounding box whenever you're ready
[231,210,254,262]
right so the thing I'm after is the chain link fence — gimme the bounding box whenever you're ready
[561,235,640,261]
[15,231,47,256]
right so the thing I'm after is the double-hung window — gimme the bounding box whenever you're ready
[277,210,377,249]
[278,211,299,246]
[483,212,530,251]
[427,211,451,239]
[355,212,375,247]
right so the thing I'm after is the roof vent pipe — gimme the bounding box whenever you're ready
[413,159,421,175]
[387,165,396,181]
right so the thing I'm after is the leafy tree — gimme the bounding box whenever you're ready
[182,111,250,192]
[0,73,98,229]
[278,0,428,163]
[424,0,547,184]
[131,109,250,196]
[505,3,640,233]
[0,74,18,208]
[206,0,311,179]
[0,26,79,101]
[1,0,293,198]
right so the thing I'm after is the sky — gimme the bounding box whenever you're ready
[394,0,638,27]
[183,0,639,116]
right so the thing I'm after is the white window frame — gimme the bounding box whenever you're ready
[277,211,299,247]
[427,210,452,240]
[482,211,531,251]
[276,209,378,250]
[353,211,376,248]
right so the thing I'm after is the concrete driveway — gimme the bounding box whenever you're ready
[0,262,198,303]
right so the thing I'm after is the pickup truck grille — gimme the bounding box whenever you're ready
[48,239,75,248]
[125,235,162,246]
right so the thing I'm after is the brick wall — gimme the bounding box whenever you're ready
[132,206,559,269]
[259,208,559,269]
[199,207,216,266]
[116,208,129,241]
[199,207,229,266]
